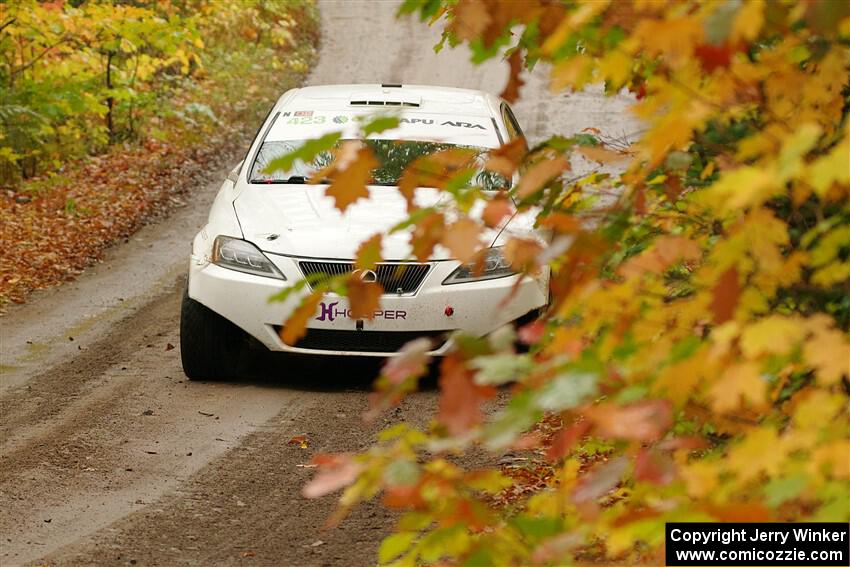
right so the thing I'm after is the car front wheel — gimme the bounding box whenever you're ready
[180,287,244,380]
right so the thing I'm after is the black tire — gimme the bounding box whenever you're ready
[180,287,245,380]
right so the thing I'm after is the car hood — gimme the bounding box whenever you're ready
[233,184,534,260]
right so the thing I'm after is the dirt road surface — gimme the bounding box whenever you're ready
[0,2,638,565]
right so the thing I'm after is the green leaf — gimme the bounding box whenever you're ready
[534,371,597,411]
[471,353,533,385]
[261,131,341,174]
[764,475,807,507]
[511,515,562,542]
[361,115,401,137]
[383,460,421,486]
[379,532,417,565]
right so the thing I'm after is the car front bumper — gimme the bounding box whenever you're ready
[188,252,548,357]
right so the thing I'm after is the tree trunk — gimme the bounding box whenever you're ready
[106,50,115,144]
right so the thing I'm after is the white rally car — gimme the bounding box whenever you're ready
[180,84,549,379]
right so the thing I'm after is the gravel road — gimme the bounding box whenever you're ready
[0,2,638,565]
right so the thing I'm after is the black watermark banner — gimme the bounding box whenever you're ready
[666,522,849,566]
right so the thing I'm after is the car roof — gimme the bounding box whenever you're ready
[276,84,503,118]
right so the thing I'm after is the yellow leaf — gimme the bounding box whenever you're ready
[597,49,632,88]
[792,390,845,431]
[807,134,850,197]
[727,426,786,483]
[701,166,776,211]
[549,55,593,92]
[803,317,850,385]
[740,316,805,359]
[731,0,765,42]
[634,17,704,66]
[708,362,767,412]
[808,442,850,480]
[681,460,719,499]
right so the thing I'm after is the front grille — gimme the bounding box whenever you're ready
[299,261,430,295]
[276,328,447,353]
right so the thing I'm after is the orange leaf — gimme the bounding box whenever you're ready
[516,156,570,199]
[501,49,526,104]
[482,195,513,228]
[485,138,527,177]
[540,212,580,233]
[442,218,482,263]
[711,266,740,324]
[504,237,543,272]
[619,236,701,277]
[585,400,673,442]
[411,211,445,262]
[347,274,382,320]
[438,355,496,435]
[325,147,377,212]
[280,291,323,346]
[448,0,491,42]
[577,145,627,164]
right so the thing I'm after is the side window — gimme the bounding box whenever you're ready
[501,103,527,148]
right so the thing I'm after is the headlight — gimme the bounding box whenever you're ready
[442,246,516,284]
[212,236,285,279]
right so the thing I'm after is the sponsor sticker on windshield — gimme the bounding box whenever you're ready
[267,110,500,147]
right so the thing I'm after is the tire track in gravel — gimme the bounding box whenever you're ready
[36,393,438,567]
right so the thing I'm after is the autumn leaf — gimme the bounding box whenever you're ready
[572,456,628,504]
[504,237,543,272]
[707,362,767,412]
[740,316,805,358]
[280,291,323,346]
[303,454,362,499]
[485,138,527,178]
[576,145,627,165]
[411,211,445,262]
[584,400,673,442]
[325,147,378,212]
[482,195,513,228]
[355,234,382,271]
[448,0,491,42]
[382,337,432,384]
[634,447,676,485]
[442,219,482,263]
[438,355,496,435]
[803,316,850,385]
[516,156,570,199]
[346,274,382,320]
[501,49,526,104]
[711,266,740,324]
[619,236,701,277]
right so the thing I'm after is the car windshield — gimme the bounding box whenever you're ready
[249,139,509,190]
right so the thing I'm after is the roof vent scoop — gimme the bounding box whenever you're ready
[381,83,402,88]
[350,98,420,108]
